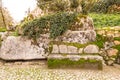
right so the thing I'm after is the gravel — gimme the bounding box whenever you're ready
[0,61,120,80]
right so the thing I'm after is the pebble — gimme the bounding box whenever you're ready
[0,63,120,80]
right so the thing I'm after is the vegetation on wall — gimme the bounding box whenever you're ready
[22,12,85,39]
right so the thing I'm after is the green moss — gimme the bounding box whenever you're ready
[91,34,107,48]
[11,31,19,36]
[114,37,120,41]
[49,45,53,53]
[50,41,88,48]
[48,58,102,70]
[113,45,120,51]
[0,27,7,32]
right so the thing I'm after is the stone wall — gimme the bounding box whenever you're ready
[51,44,99,54]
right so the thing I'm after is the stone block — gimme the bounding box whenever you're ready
[84,45,99,54]
[59,45,67,53]
[51,45,59,53]
[67,46,78,54]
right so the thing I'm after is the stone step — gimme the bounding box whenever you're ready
[47,54,103,70]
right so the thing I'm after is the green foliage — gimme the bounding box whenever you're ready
[89,13,120,27]
[114,37,120,41]
[90,0,120,13]
[49,12,77,38]
[92,34,106,48]
[22,12,83,39]
[11,31,19,36]
[37,0,99,14]
[48,58,102,70]
[113,45,120,51]
[0,27,7,32]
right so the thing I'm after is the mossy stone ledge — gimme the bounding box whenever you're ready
[47,54,103,70]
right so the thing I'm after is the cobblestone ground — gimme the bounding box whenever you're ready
[0,61,120,80]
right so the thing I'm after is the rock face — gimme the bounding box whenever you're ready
[56,30,96,44]
[84,45,99,53]
[0,35,49,60]
[55,17,96,44]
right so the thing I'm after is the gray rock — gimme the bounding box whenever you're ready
[59,45,67,53]
[0,36,49,60]
[67,46,78,54]
[52,45,59,53]
[84,45,99,53]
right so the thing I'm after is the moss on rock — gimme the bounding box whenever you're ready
[48,58,102,70]
[50,41,88,48]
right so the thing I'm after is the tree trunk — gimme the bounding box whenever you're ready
[0,0,6,28]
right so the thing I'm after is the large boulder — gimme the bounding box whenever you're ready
[0,35,49,60]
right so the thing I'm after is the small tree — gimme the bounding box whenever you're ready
[91,0,120,13]
[0,0,6,28]
[36,0,99,14]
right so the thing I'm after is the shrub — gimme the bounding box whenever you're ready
[22,12,84,40]
[90,0,120,13]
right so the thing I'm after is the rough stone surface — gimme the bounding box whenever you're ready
[54,17,96,44]
[59,45,67,53]
[56,30,96,44]
[0,32,9,40]
[0,35,49,60]
[114,40,120,45]
[84,45,99,53]
[78,48,83,54]
[67,46,78,54]
[52,45,59,53]
[107,48,118,57]
[104,42,114,50]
